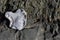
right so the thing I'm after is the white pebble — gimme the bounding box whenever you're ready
[5,9,27,30]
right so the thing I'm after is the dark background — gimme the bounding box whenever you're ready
[0,0,60,40]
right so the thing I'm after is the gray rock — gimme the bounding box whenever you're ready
[0,29,20,40]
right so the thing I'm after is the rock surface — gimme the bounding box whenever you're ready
[0,0,60,40]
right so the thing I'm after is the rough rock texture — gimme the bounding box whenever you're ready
[0,0,60,40]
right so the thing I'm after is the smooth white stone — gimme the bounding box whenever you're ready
[5,9,27,30]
